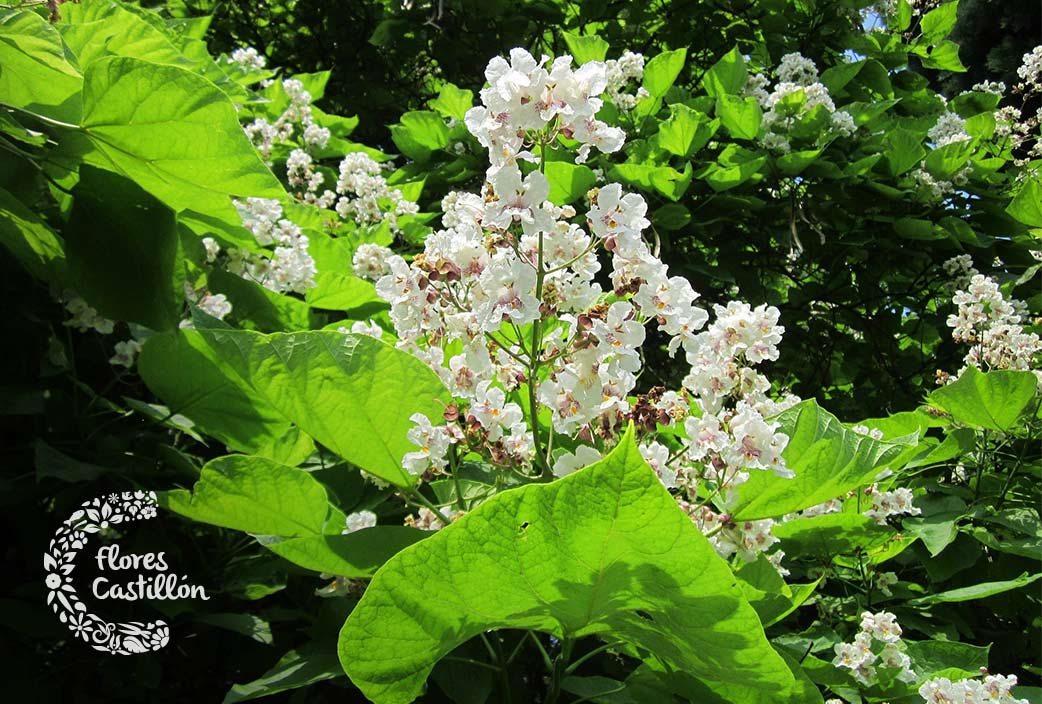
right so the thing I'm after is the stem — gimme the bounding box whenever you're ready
[531,132,551,479]
[528,631,553,672]
[3,104,79,130]
[449,444,468,511]
[545,637,574,704]
[571,684,626,704]
[564,640,622,675]
[442,656,501,673]
[490,634,514,704]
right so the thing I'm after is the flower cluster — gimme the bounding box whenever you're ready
[862,485,920,525]
[746,52,856,154]
[833,611,917,686]
[286,149,335,208]
[946,274,1041,379]
[603,51,648,112]
[942,253,978,291]
[343,511,377,533]
[227,197,317,295]
[63,295,114,334]
[927,111,972,147]
[1016,45,1042,92]
[243,77,329,161]
[227,46,267,72]
[919,674,1028,704]
[463,47,625,167]
[910,164,971,201]
[109,339,141,368]
[682,502,781,564]
[379,50,799,546]
[334,152,419,233]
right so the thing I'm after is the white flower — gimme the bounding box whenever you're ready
[468,381,524,441]
[402,413,455,475]
[928,111,972,147]
[109,340,142,368]
[863,487,921,525]
[201,237,220,263]
[228,46,266,71]
[639,441,676,489]
[482,166,553,238]
[343,510,377,533]
[198,293,232,320]
[64,296,114,335]
[552,445,603,478]
[352,243,395,281]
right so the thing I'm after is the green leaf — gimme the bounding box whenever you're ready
[138,329,315,465]
[0,185,66,284]
[338,429,796,704]
[59,0,193,70]
[562,31,609,65]
[821,60,865,94]
[702,155,766,192]
[78,56,283,215]
[776,150,821,177]
[428,83,473,121]
[391,110,450,163]
[925,139,974,179]
[772,512,894,558]
[1007,178,1042,227]
[545,161,596,205]
[906,640,989,681]
[715,95,762,140]
[735,555,820,627]
[915,40,966,72]
[643,47,687,98]
[652,203,691,231]
[306,232,385,312]
[630,649,823,704]
[894,217,943,240]
[702,46,746,97]
[261,527,428,577]
[894,0,913,31]
[224,646,343,704]
[196,613,273,645]
[160,454,346,536]
[926,367,1038,431]
[0,10,83,123]
[207,268,313,332]
[193,327,452,487]
[732,400,916,520]
[34,439,110,482]
[884,128,924,177]
[919,1,959,45]
[907,572,1042,606]
[902,495,965,556]
[65,165,183,330]
[611,162,694,201]
[655,104,718,157]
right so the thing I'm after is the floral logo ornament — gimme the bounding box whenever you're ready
[43,491,170,655]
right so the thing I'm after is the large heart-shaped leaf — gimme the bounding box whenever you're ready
[732,400,916,521]
[338,429,796,704]
[65,165,183,330]
[0,10,82,122]
[79,56,283,214]
[926,367,1038,432]
[162,454,346,537]
[138,329,314,466]
[194,325,451,486]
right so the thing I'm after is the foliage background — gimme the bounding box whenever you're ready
[2,0,1040,702]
